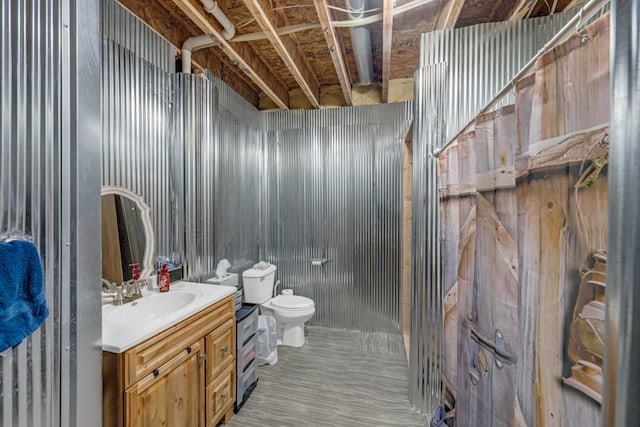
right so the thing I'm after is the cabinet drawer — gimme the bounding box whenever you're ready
[237,337,257,375]
[236,364,257,407]
[237,309,258,347]
[205,365,234,426]
[125,296,234,388]
[205,319,235,384]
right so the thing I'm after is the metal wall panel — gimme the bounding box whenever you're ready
[178,72,263,281]
[263,103,413,333]
[0,2,61,426]
[604,0,640,424]
[420,11,575,142]
[1,0,102,426]
[409,65,448,414]
[101,0,175,73]
[101,37,184,265]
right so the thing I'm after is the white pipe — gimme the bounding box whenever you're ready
[347,0,375,85]
[200,0,235,40]
[181,1,234,74]
[181,35,217,74]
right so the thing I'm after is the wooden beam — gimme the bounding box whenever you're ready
[515,125,609,178]
[509,0,534,20]
[381,0,394,103]
[242,0,320,108]
[563,0,589,11]
[171,0,289,109]
[313,0,352,105]
[436,0,466,29]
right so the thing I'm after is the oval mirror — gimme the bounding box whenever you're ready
[101,186,155,282]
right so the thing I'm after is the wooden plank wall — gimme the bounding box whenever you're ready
[439,13,610,427]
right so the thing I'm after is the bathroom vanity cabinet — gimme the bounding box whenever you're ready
[103,295,236,427]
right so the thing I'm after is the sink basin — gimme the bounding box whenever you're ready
[104,291,196,326]
[102,281,237,353]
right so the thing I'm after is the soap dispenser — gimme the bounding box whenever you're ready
[159,263,170,292]
[130,263,141,280]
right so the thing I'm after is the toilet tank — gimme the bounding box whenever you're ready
[242,264,277,304]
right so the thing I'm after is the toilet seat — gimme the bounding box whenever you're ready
[271,295,314,311]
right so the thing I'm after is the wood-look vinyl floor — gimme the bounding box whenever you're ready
[227,326,428,427]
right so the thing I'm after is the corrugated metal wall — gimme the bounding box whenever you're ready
[101,0,174,73]
[177,73,262,281]
[200,74,262,279]
[420,11,575,142]
[263,104,413,333]
[0,2,61,425]
[102,1,263,280]
[409,65,448,413]
[605,0,640,424]
[1,0,102,426]
[102,1,184,265]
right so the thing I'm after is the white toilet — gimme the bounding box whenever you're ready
[242,263,315,347]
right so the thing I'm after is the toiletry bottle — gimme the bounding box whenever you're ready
[159,263,170,292]
[130,263,141,280]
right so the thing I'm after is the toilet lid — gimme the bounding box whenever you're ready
[271,295,314,310]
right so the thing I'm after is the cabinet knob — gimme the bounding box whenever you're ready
[200,354,207,361]
[221,391,229,399]
[186,346,192,354]
[153,369,160,378]
[220,345,229,353]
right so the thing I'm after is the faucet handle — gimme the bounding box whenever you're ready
[133,279,145,295]
[102,278,116,292]
[113,286,124,305]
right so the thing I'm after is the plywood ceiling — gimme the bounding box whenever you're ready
[117,0,583,110]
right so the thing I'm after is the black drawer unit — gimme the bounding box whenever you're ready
[234,303,259,412]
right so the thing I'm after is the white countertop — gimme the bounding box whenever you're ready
[102,281,236,353]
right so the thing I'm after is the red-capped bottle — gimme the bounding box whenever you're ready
[130,263,141,280]
[159,263,170,292]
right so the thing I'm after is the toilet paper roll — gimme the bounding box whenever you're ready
[282,289,294,296]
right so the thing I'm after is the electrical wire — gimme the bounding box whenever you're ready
[327,4,382,14]
[229,0,438,43]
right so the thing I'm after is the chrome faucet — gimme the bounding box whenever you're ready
[102,278,145,305]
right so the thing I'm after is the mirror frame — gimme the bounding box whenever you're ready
[101,186,155,279]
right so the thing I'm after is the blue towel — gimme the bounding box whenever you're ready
[0,240,49,352]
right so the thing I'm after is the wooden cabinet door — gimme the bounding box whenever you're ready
[125,340,205,427]
[205,319,235,383]
[205,364,235,426]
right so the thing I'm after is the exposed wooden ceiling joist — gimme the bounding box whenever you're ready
[242,0,321,109]
[509,0,534,20]
[381,0,394,103]
[171,0,290,109]
[313,0,352,106]
[436,0,466,28]
[563,0,589,11]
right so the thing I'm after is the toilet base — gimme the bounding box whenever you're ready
[260,300,315,348]
[279,323,306,347]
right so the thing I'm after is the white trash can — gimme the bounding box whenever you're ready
[257,315,278,366]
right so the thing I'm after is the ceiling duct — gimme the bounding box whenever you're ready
[347,0,375,85]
